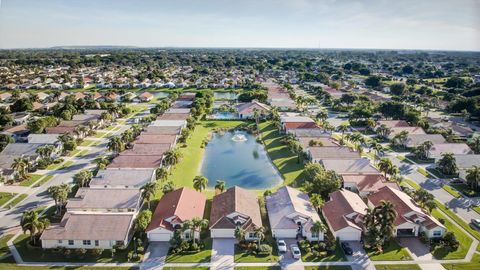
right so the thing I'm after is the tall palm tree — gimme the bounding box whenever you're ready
[375,124,392,139]
[141,182,157,209]
[11,157,28,180]
[235,227,245,242]
[254,226,265,246]
[469,136,480,154]
[107,136,125,155]
[336,124,349,140]
[93,155,110,170]
[316,111,328,122]
[392,130,409,149]
[376,201,397,246]
[309,193,324,212]
[184,217,209,244]
[466,166,480,191]
[156,167,169,181]
[21,210,50,245]
[193,176,208,192]
[164,148,182,167]
[215,180,226,194]
[47,184,71,215]
[370,142,384,163]
[378,158,394,178]
[121,129,134,143]
[73,170,93,187]
[311,221,327,248]
[437,152,458,176]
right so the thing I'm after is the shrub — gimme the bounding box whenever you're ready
[418,232,428,244]
[91,248,104,257]
[257,244,272,255]
[76,248,87,257]
[442,232,459,251]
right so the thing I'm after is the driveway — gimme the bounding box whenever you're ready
[140,242,170,270]
[211,238,235,270]
[344,241,375,270]
[398,238,432,261]
[279,238,304,270]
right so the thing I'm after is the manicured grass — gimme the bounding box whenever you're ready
[396,155,413,164]
[34,175,54,187]
[405,155,434,164]
[94,132,107,138]
[451,183,480,197]
[58,161,74,170]
[19,174,43,187]
[5,194,28,208]
[79,139,96,146]
[259,122,305,186]
[367,240,412,261]
[426,168,457,179]
[305,267,351,270]
[69,149,82,157]
[165,238,212,263]
[301,244,347,262]
[0,192,16,207]
[431,208,471,260]
[442,253,480,270]
[0,234,13,257]
[234,244,279,262]
[13,234,142,263]
[374,265,421,270]
[442,184,462,198]
[166,120,245,190]
[76,150,89,157]
[417,167,429,177]
[235,267,281,270]
[402,179,420,190]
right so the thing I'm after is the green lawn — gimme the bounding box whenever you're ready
[301,244,347,262]
[374,265,421,270]
[19,174,43,187]
[94,132,107,138]
[166,120,245,190]
[13,234,142,263]
[165,238,212,263]
[305,267,352,270]
[5,194,28,208]
[416,167,429,177]
[235,267,281,270]
[431,208,471,259]
[442,253,480,269]
[58,161,74,170]
[0,234,13,257]
[426,168,457,179]
[367,240,412,261]
[0,256,134,270]
[0,192,16,207]
[442,185,462,198]
[234,244,279,262]
[258,122,305,186]
[34,175,54,187]
[69,149,82,157]
[79,139,96,146]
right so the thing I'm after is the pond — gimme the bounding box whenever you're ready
[209,111,238,119]
[200,130,283,189]
[152,92,170,98]
[214,92,238,100]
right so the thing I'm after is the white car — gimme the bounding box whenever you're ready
[277,240,287,253]
[290,244,301,259]
[472,219,480,228]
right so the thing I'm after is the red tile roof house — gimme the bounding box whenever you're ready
[209,186,262,239]
[235,100,271,119]
[156,113,190,121]
[121,143,171,156]
[322,189,367,241]
[144,126,182,135]
[367,186,445,238]
[429,143,473,160]
[266,186,324,241]
[138,92,154,102]
[283,122,319,134]
[146,187,206,242]
[342,174,400,198]
[308,146,360,163]
[377,120,411,128]
[107,155,163,169]
[321,158,380,176]
[134,134,178,145]
[387,126,426,139]
[41,212,135,249]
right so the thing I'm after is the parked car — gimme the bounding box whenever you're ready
[290,244,301,259]
[472,219,480,228]
[341,242,353,255]
[277,240,287,253]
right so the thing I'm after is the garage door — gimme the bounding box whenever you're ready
[210,229,234,238]
[338,232,361,241]
[148,233,171,242]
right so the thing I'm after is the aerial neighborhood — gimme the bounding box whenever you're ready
[0,48,479,270]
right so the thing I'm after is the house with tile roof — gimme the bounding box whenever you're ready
[308,146,360,163]
[367,186,445,238]
[235,100,271,119]
[90,169,155,189]
[322,189,367,241]
[210,186,262,239]
[266,186,324,241]
[147,187,206,241]
[429,143,473,160]
[342,174,400,198]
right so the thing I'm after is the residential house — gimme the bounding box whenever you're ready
[342,174,400,198]
[322,189,367,241]
[90,169,156,189]
[66,188,142,212]
[405,134,446,148]
[454,155,480,181]
[135,134,177,145]
[266,186,324,241]
[27,134,62,154]
[308,147,360,163]
[321,158,380,175]
[147,187,206,241]
[298,137,338,150]
[235,100,271,119]
[143,126,182,135]
[1,124,29,142]
[121,143,171,156]
[429,143,472,160]
[149,120,187,128]
[377,120,410,128]
[12,112,31,125]
[388,127,426,139]
[138,92,154,102]
[367,186,446,238]
[156,113,190,121]
[107,155,163,169]
[210,186,262,239]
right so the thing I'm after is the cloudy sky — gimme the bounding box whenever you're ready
[0,0,479,50]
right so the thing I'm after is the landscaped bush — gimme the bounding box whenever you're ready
[257,244,272,255]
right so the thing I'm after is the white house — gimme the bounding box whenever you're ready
[266,186,324,241]
[147,187,206,242]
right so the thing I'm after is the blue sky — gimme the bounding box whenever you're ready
[0,0,479,50]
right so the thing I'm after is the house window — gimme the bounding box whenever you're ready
[83,240,91,245]
[312,232,319,238]
[58,240,63,244]
[68,240,74,246]
[433,231,442,237]
[95,240,99,246]
[184,232,190,239]
[248,232,256,238]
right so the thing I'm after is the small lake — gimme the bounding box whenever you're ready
[152,92,170,98]
[214,92,238,100]
[200,130,283,189]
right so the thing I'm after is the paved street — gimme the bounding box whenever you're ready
[0,122,129,234]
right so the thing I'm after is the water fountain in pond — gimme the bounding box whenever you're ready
[231,133,248,142]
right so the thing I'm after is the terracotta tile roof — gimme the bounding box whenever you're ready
[107,155,162,169]
[321,158,380,175]
[323,189,367,232]
[377,120,410,128]
[429,143,472,157]
[135,134,177,145]
[236,101,271,115]
[178,92,196,101]
[342,174,400,194]
[147,187,206,232]
[284,122,318,130]
[210,186,262,230]
[298,137,338,149]
[139,92,153,99]
[309,146,360,160]
[45,126,75,134]
[2,124,28,134]
[41,213,134,241]
[156,113,190,121]
[144,126,182,135]
[121,143,171,156]
[389,127,426,137]
[66,188,141,211]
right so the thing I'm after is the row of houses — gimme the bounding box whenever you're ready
[278,114,446,242]
[264,81,296,111]
[39,93,195,249]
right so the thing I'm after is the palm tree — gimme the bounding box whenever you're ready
[185,217,209,244]
[378,158,394,178]
[21,210,50,245]
[336,124,349,140]
[11,157,28,180]
[107,136,125,155]
[235,227,245,242]
[437,152,458,176]
[469,136,480,154]
[466,166,480,191]
[375,124,392,139]
[141,182,157,209]
[254,226,265,246]
[316,111,328,122]
[413,189,435,210]
[47,184,71,215]
[156,167,169,181]
[94,155,110,170]
[392,130,409,149]
[121,129,134,143]
[309,193,324,212]
[193,176,208,192]
[73,170,93,187]
[164,148,182,167]
[376,200,397,246]
[370,142,384,163]
[215,180,226,194]
[311,221,327,248]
